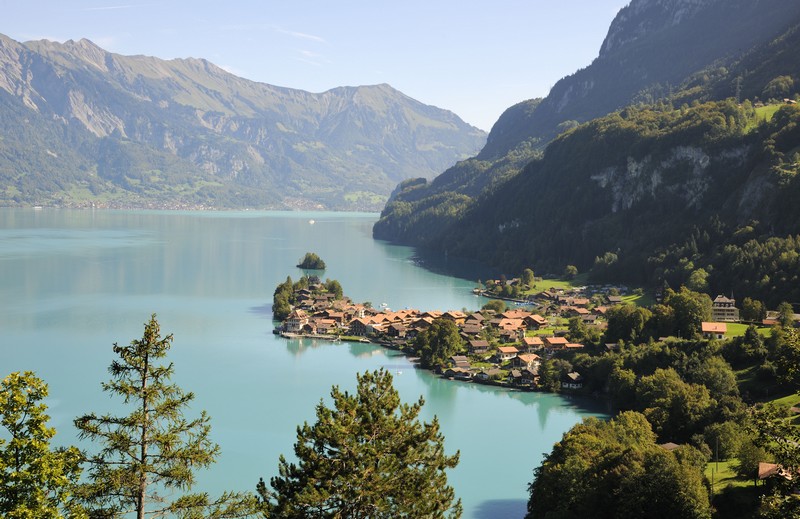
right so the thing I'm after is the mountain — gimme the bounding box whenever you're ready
[0,34,486,210]
[374,0,800,303]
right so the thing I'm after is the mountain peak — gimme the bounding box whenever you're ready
[600,0,718,57]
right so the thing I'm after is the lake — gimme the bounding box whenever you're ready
[0,208,604,518]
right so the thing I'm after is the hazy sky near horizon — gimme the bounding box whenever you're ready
[1,0,630,131]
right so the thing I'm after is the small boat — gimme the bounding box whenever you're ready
[308,219,315,225]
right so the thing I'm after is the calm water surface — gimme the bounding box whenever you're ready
[0,208,604,518]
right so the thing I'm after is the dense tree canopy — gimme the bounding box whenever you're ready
[415,319,465,369]
[263,369,461,518]
[527,411,711,519]
[297,252,326,270]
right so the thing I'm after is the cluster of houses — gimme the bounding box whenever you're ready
[276,283,635,391]
[278,282,769,391]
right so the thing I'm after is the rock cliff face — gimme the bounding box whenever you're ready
[0,34,486,209]
[479,0,800,160]
[600,0,718,56]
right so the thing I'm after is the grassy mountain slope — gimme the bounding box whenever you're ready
[0,34,486,210]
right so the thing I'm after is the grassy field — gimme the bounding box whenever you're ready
[525,274,589,293]
[621,292,656,307]
[725,322,773,338]
[745,103,782,132]
[705,460,754,493]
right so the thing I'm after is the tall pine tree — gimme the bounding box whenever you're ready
[74,314,259,518]
[262,369,461,518]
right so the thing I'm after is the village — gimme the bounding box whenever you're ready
[275,275,746,392]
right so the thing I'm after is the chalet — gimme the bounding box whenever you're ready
[701,322,727,340]
[565,307,590,317]
[410,317,435,332]
[571,297,591,308]
[544,336,569,352]
[386,323,408,338]
[311,318,337,335]
[468,339,491,355]
[711,295,740,322]
[565,343,585,351]
[521,367,538,386]
[460,324,483,338]
[508,369,524,386]
[494,318,526,334]
[474,368,503,382]
[499,329,521,343]
[443,367,472,380]
[285,309,309,333]
[465,312,486,325]
[349,317,373,336]
[512,353,541,369]
[442,311,467,325]
[502,309,532,320]
[607,295,623,305]
[496,346,519,362]
[524,314,549,330]
[420,311,443,320]
[450,355,471,369]
[521,336,544,352]
[561,372,584,390]
[322,310,347,325]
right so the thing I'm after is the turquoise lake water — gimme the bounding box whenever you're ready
[0,208,605,518]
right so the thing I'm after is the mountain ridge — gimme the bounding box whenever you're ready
[0,34,486,210]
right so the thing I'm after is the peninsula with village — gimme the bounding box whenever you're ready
[272,267,767,394]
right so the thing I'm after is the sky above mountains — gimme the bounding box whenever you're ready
[2,0,630,131]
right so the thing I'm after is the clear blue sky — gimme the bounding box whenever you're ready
[1,0,630,131]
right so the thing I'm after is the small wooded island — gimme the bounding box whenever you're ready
[296,252,326,270]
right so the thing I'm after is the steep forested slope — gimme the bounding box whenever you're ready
[374,0,800,258]
[442,100,800,305]
[374,0,800,305]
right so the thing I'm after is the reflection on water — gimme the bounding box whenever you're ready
[473,499,528,519]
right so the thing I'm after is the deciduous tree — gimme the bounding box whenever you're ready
[664,287,712,339]
[0,372,82,519]
[521,268,535,287]
[73,314,259,519]
[415,319,464,369]
[526,411,710,519]
[263,369,461,518]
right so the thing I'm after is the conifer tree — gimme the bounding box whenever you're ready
[262,369,461,518]
[0,371,82,518]
[74,314,259,518]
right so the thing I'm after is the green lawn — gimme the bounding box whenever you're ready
[767,392,800,408]
[745,104,782,132]
[621,292,655,307]
[725,322,773,338]
[524,274,589,294]
[705,460,754,493]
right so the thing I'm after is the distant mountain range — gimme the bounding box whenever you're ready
[0,34,486,210]
[375,0,800,303]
